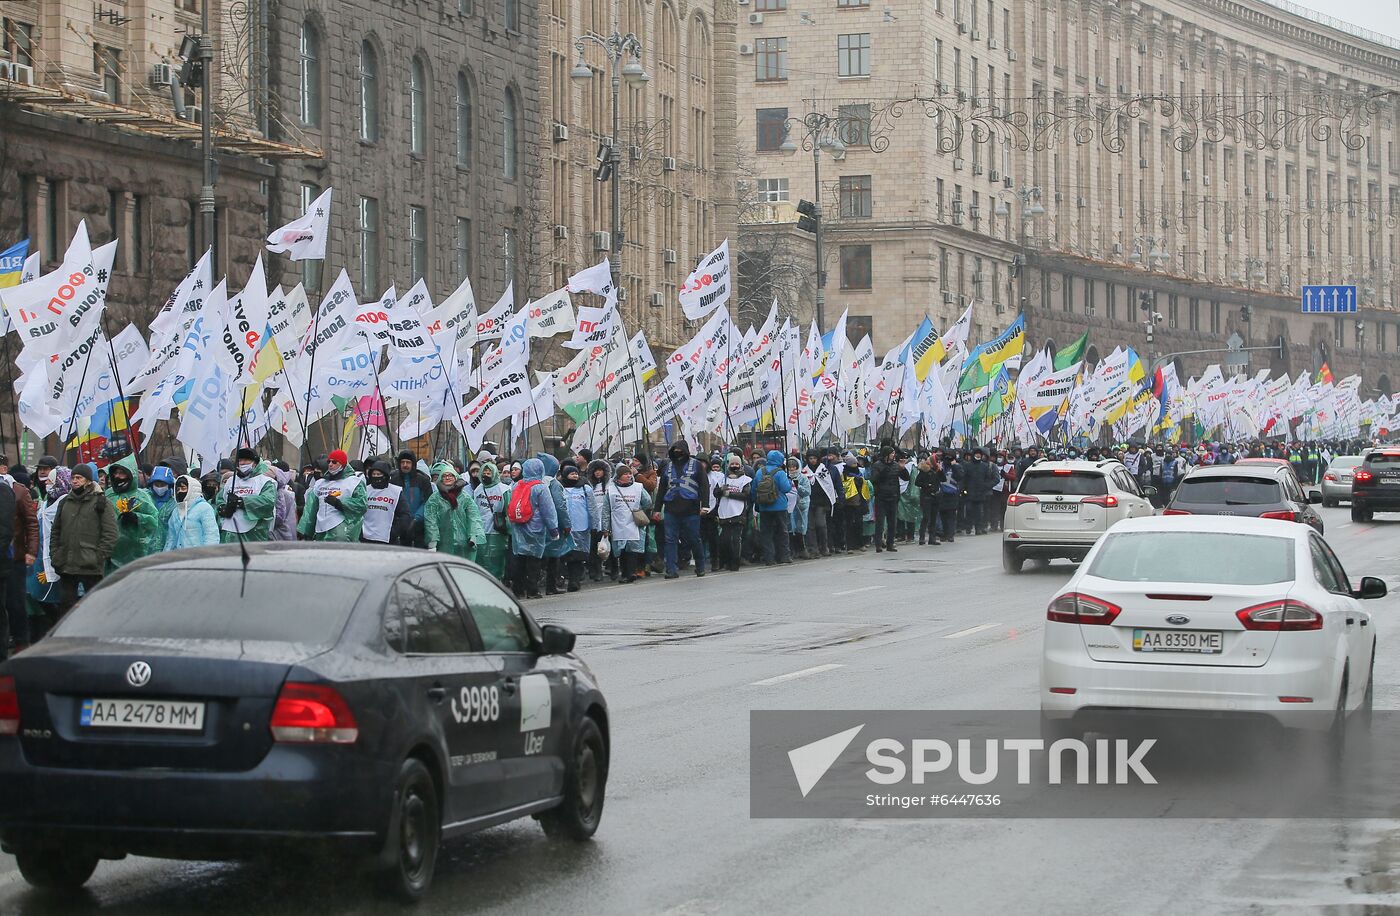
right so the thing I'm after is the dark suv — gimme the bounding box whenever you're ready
[1164,463,1324,534]
[1349,449,1400,521]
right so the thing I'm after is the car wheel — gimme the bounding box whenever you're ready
[378,758,441,902]
[1002,548,1024,574]
[539,716,608,841]
[1352,505,1367,523]
[14,847,99,890]
[1358,644,1376,732]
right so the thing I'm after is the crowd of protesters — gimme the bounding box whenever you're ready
[0,435,1371,656]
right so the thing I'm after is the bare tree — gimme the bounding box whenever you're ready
[735,153,813,330]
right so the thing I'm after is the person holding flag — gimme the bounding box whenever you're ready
[217,449,279,543]
[298,450,367,542]
[105,462,158,571]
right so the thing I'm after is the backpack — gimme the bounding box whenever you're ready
[754,469,780,507]
[507,480,540,524]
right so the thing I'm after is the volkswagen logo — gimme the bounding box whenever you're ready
[1165,615,1191,626]
[125,661,152,687]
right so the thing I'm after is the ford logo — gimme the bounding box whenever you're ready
[125,661,152,687]
[1165,615,1190,626]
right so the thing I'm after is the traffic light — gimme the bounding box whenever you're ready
[1239,304,1253,323]
[796,199,820,234]
[1138,290,1152,314]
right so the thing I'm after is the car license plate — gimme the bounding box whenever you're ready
[1132,629,1223,654]
[80,698,205,731]
[1040,502,1079,513]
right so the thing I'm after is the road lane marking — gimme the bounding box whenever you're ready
[750,664,845,686]
[942,623,1001,639]
[963,565,993,574]
[833,585,887,597]
[705,614,731,621]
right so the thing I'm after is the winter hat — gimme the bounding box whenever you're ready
[397,449,417,464]
[71,463,98,483]
[236,447,258,463]
[37,455,59,471]
[430,461,456,482]
[328,449,349,466]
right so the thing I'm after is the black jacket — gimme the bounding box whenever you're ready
[869,459,910,501]
[962,459,998,500]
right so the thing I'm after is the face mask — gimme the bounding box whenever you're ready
[151,484,169,497]
[327,463,343,476]
[728,466,742,477]
[238,462,256,477]
[369,475,387,489]
[176,489,188,503]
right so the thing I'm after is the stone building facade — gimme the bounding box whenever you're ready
[739,0,1400,396]
[537,0,738,349]
[264,0,542,311]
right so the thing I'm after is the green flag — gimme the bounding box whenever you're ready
[1054,332,1088,371]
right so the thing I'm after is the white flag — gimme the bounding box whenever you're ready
[266,187,333,261]
[476,282,513,341]
[679,239,732,321]
[526,287,575,339]
[568,259,615,304]
[461,363,533,452]
[220,254,269,383]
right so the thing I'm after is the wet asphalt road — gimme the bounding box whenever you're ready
[5,505,1400,913]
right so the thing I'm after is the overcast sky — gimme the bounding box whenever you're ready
[1287,0,1400,43]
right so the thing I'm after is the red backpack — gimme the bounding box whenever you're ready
[508,480,540,524]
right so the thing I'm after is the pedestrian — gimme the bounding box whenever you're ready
[473,461,511,580]
[216,449,278,543]
[751,449,794,565]
[786,456,811,558]
[868,446,907,553]
[164,474,220,551]
[147,466,177,553]
[801,451,837,557]
[841,455,870,552]
[361,460,412,545]
[268,464,298,541]
[559,463,593,592]
[962,448,997,536]
[506,457,560,598]
[914,455,943,545]
[27,467,67,641]
[937,456,961,543]
[424,462,484,559]
[298,449,368,542]
[991,450,1015,532]
[584,459,613,581]
[603,462,651,585]
[897,452,921,543]
[392,450,432,548]
[49,464,118,615]
[105,462,158,571]
[713,455,751,572]
[633,454,662,575]
[702,454,724,568]
[3,468,37,656]
[537,453,573,595]
[653,441,709,579]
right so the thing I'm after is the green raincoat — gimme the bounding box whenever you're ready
[472,461,510,579]
[105,477,158,573]
[424,462,484,561]
[298,466,368,542]
[215,462,279,543]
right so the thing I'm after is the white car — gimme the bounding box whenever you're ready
[1002,460,1156,574]
[1040,515,1383,741]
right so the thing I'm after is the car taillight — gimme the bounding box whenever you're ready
[270,682,359,744]
[0,677,18,736]
[1324,473,1337,481]
[1355,470,1374,483]
[1047,592,1122,625]
[1006,493,1039,506]
[1236,600,1323,632]
[1258,510,1300,522]
[1163,508,1192,515]
[1081,495,1118,508]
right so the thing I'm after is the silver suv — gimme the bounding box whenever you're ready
[1002,460,1156,573]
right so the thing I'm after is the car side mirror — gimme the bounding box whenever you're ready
[1355,576,1388,600]
[1141,486,1158,499]
[1307,491,1323,504]
[539,623,577,655]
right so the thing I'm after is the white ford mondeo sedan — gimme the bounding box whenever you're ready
[1040,515,1385,741]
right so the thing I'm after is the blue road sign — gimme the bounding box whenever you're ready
[1301,284,1357,313]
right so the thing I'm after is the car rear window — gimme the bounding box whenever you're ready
[1365,453,1400,468]
[1329,457,1362,469]
[52,570,365,646]
[1171,476,1282,505]
[1087,532,1295,585]
[1019,471,1107,497]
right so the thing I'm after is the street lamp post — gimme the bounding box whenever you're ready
[994,185,1044,312]
[781,112,847,330]
[1129,235,1171,271]
[571,22,650,298]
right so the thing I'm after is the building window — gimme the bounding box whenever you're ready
[839,175,872,218]
[755,38,787,81]
[409,205,428,283]
[456,73,474,168]
[105,190,122,245]
[456,217,472,282]
[838,0,870,6]
[837,33,870,77]
[840,245,872,289]
[359,41,379,142]
[837,103,871,147]
[2,19,34,68]
[504,0,521,32]
[359,196,380,294]
[754,0,785,9]
[298,22,320,126]
[503,228,518,286]
[94,44,121,103]
[410,57,427,156]
[757,178,789,202]
[756,107,788,151]
[503,87,519,180]
[459,0,473,14]
[299,182,322,288]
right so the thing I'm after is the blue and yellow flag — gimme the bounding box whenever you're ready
[975,314,1025,373]
[0,239,29,290]
[904,317,942,382]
